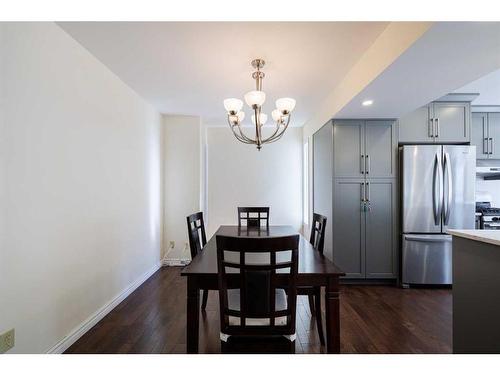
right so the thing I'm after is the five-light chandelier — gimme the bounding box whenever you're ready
[223,59,296,150]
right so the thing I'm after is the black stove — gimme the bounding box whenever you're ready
[476,202,500,229]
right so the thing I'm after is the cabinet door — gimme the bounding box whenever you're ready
[333,179,365,278]
[365,180,397,278]
[488,113,500,159]
[333,120,365,178]
[398,105,434,143]
[471,113,489,159]
[313,122,333,260]
[365,120,396,178]
[433,102,470,143]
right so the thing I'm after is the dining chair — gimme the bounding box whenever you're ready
[186,211,209,310]
[298,213,327,345]
[216,234,299,353]
[237,207,270,229]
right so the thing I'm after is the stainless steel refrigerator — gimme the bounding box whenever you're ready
[401,145,476,286]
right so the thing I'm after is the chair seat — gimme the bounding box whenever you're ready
[227,288,288,326]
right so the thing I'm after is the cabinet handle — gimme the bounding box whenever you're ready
[435,118,440,138]
[366,182,371,212]
[366,154,370,174]
[360,155,365,174]
[484,137,489,155]
[429,119,434,138]
[490,138,494,155]
[361,182,366,211]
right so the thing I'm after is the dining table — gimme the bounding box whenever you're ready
[180,225,345,353]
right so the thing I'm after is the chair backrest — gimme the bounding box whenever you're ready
[186,212,207,259]
[309,213,327,254]
[216,234,299,337]
[237,207,270,229]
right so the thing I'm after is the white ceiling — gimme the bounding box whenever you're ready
[58,22,388,126]
[336,22,500,119]
[454,68,500,105]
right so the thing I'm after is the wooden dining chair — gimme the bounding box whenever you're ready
[298,213,327,345]
[186,211,209,310]
[237,207,270,229]
[216,234,299,353]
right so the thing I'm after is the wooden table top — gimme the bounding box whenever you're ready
[181,225,344,276]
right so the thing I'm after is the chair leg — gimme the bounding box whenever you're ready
[308,294,315,315]
[201,289,209,310]
[314,288,325,345]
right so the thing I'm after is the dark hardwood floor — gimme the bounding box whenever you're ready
[65,267,452,354]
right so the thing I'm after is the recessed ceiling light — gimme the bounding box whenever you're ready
[362,100,373,106]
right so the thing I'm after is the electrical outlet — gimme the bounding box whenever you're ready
[0,328,15,353]
[169,241,175,249]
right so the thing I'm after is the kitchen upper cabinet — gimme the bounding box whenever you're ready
[489,113,500,159]
[365,120,397,178]
[365,180,397,278]
[333,120,364,178]
[399,102,470,144]
[333,120,396,178]
[398,105,433,144]
[471,113,488,159]
[471,112,500,159]
[333,179,365,278]
[433,102,469,143]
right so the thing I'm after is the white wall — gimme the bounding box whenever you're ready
[0,23,162,353]
[162,115,201,260]
[206,127,302,237]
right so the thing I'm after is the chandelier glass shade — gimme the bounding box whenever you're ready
[223,59,296,150]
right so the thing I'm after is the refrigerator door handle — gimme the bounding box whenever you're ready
[432,153,442,225]
[404,235,452,243]
[443,152,452,225]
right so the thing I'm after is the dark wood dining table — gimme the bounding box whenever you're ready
[181,225,345,353]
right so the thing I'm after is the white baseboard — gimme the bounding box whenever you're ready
[46,261,162,354]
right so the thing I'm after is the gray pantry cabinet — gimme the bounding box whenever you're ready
[399,102,470,144]
[313,119,398,279]
[472,112,500,159]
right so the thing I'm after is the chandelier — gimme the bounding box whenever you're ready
[223,59,296,150]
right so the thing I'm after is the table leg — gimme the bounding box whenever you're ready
[325,276,340,353]
[186,276,200,353]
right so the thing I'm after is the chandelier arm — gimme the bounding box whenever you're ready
[227,115,256,144]
[262,115,291,143]
[231,125,255,144]
[227,117,254,144]
[263,129,286,144]
[261,121,281,143]
[236,125,257,144]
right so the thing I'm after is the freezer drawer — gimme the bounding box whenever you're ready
[402,234,452,285]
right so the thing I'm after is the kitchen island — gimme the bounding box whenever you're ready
[448,230,500,353]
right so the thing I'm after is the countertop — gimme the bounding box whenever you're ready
[447,230,500,246]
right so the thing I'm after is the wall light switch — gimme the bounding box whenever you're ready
[0,328,15,353]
